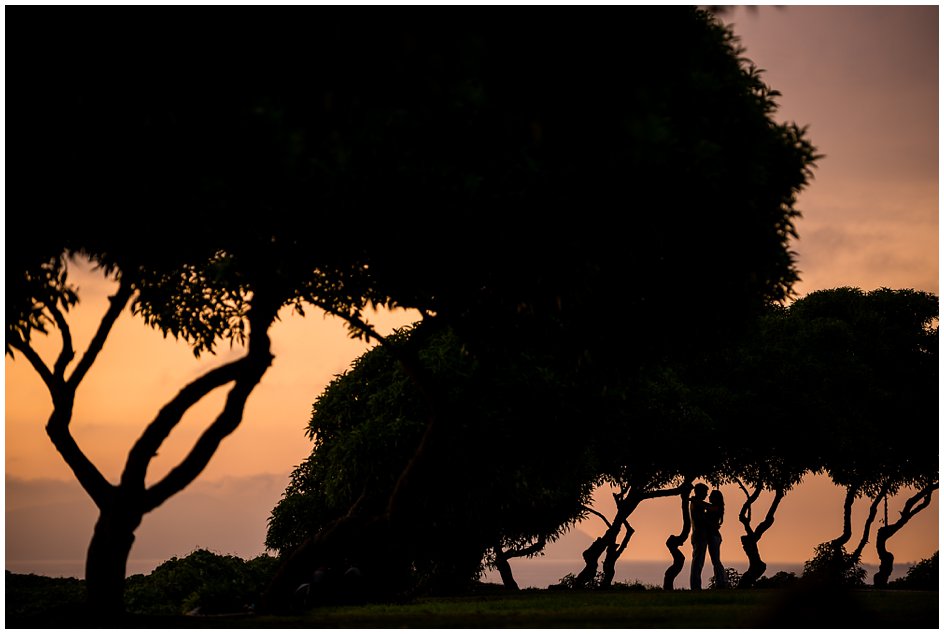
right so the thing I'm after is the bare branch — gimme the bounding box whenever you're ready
[121,357,251,490]
[142,320,275,512]
[753,487,785,541]
[313,301,391,347]
[852,484,889,561]
[66,279,134,390]
[582,504,614,529]
[45,300,75,381]
[45,407,115,509]
[7,336,56,392]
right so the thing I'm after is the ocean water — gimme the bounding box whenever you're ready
[479,558,897,590]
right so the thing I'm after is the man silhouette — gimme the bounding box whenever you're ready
[689,482,711,590]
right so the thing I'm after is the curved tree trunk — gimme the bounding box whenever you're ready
[737,484,785,588]
[493,545,519,590]
[600,522,634,587]
[873,482,938,587]
[830,484,859,552]
[663,480,694,590]
[574,487,642,588]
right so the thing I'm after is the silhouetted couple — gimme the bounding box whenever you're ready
[690,483,727,590]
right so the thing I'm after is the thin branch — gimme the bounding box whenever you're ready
[7,336,56,392]
[892,481,939,531]
[753,487,785,541]
[42,300,76,381]
[66,279,134,390]
[582,504,614,529]
[313,301,391,348]
[506,536,547,559]
[852,483,889,561]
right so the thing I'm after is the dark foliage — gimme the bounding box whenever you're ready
[4,571,87,620]
[752,571,799,589]
[802,542,866,588]
[123,550,278,616]
[888,552,938,591]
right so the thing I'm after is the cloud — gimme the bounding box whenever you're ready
[5,473,290,578]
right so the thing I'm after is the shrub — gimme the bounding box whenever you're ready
[801,543,865,587]
[753,571,799,589]
[124,549,278,615]
[888,552,938,590]
[709,567,741,589]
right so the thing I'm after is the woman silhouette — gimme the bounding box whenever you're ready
[706,489,728,588]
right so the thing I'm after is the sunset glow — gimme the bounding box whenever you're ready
[5,6,938,591]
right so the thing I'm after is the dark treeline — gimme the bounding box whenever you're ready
[266,287,938,597]
[7,7,933,618]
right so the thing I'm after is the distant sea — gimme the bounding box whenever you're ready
[479,558,902,590]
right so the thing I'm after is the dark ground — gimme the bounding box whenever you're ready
[4,572,938,629]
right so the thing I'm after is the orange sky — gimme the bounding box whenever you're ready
[4,6,938,585]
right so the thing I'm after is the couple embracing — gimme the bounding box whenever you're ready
[689,482,727,590]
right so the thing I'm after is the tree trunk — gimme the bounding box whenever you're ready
[600,522,634,587]
[873,524,896,588]
[85,507,143,616]
[830,484,858,551]
[737,486,785,588]
[493,547,519,591]
[574,492,642,588]
[663,484,693,590]
[739,534,766,587]
[851,486,888,562]
[872,482,937,587]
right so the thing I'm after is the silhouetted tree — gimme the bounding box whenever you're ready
[705,304,816,588]
[7,17,384,615]
[787,288,938,583]
[11,7,818,610]
[266,326,593,595]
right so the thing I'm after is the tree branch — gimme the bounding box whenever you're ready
[506,536,547,559]
[582,504,614,529]
[120,357,252,490]
[142,316,275,512]
[753,487,785,541]
[66,279,134,390]
[889,481,938,533]
[852,484,889,561]
[44,300,75,381]
[7,335,56,392]
[830,483,858,550]
[45,406,115,509]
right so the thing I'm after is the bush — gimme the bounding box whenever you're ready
[888,552,938,590]
[753,571,799,589]
[801,543,865,587]
[124,549,278,615]
[709,567,741,589]
[5,571,86,618]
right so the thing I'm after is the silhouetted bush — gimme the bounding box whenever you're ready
[801,543,865,587]
[753,571,799,589]
[710,567,741,589]
[888,552,938,590]
[124,549,278,615]
[5,571,86,618]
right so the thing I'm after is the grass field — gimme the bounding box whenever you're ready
[6,580,938,629]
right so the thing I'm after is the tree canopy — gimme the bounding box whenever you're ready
[8,7,824,612]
